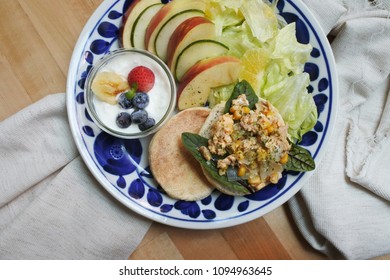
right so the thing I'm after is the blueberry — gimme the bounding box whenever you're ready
[132,92,149,109]
[139,118,155,131]
[131,109,148,124]
[118,92,133,109]
[116,112,132,128]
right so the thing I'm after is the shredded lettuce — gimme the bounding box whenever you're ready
[204,0,317,141]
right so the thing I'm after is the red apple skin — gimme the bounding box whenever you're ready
[120,0,163,48]
[178,56,241,93]
[175,40,229,81]
[177,56,241,110]
[144,0,207,53]
[122,0,142,23]
[119,0,142,46]
[166,16,213,68]
[144,3,173,51]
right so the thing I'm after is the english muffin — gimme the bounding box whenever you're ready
[149,107,214,201]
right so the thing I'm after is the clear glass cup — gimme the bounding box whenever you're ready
[85,48,177,139]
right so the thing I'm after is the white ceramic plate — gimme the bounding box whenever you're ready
[66,0,338,229]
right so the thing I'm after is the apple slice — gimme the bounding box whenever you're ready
[131,3,164,49]
[120,0,163,48]
[175,39,229,81]
[154,10,205,62]
[166,16,215,74]
[145,0,207,54]
[177,56,241,110]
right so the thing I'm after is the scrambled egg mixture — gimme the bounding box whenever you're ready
[201,94,291,191]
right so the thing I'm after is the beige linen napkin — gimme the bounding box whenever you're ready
[289,0,390,259]
[0,93,151,259]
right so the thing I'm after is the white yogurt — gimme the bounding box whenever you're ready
[91,50,174,135]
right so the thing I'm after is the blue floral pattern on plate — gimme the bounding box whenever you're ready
[66,0,337,229]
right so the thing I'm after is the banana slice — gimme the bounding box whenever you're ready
[91,72,130,104]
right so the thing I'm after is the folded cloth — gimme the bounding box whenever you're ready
[0,93,151,259]
[289,0,390,259]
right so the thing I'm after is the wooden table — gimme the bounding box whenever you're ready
[1,0,387,260]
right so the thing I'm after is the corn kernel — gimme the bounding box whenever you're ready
[266,124,275,134]
[280,153,289,164]
[248,176,261,186]
[229,107,236,113]
[242,106,250,114]
[237,165,247,177]
[233,110,242,120]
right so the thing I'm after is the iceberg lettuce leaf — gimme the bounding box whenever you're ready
[219,23,263,58]
[204,0,244,37]
[240,0,278,43]
[262,73,317,140]
[208,83,235,108]
[271,23,313,75]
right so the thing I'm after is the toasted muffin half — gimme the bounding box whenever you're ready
[149,107,214,201]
